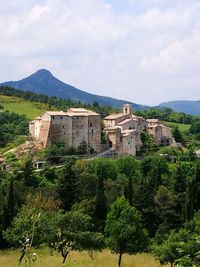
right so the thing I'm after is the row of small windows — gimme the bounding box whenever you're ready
[51,116,87,121]
[52,116,63,120]
[51,116,93,128]
[73,117,83,121]
[76,125,83,129]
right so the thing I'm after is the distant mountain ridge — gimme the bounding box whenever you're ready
[2,69,200,115]
[159,100,200,116]
[0,69,149,110]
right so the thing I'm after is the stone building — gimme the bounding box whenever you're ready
[29,108,101,153]
[147,119,175,146]
[104,104,146,156]
[104,104,175,156]
[29,104,175,157]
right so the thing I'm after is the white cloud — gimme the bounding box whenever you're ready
[0,0,200,105]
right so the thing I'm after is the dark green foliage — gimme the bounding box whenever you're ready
[0,111,28,147]
[2,145,200,258]
[186,161,200,220]
[124,176,133,205]
[135,107,198,124]
[116,156,139,177]
[0,85,117,117]
[3,194,104,265]
[54,210,104,264]
[153,228,192,267]
[135,156,170,236]
[140,132,157,152]
[105,196,148,267]
[94,168,107,230]
[172,126,184,143]
[189,121,200,134]
[3,204,59,247]
[4,177,15,227]
[77,141,88,155]
[57,157,79,211]
[153,213,200,267]
[43,141,66,158]
[22,157,38,187]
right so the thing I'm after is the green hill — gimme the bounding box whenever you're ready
[164,121,191,132]
[0,95,48,120]
[159,100,200,116]
[0,69,149,110]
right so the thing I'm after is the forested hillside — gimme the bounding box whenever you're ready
[0,111,28,148]
[1,153,200,266]
[0,86,117,117]
[1,86,200,154]
[1,86,200,266]
[159,100,200,116]
[0,69,149,110]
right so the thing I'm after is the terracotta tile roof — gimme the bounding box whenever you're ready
[46,111,67,116]
[118,118,133,125]
[121,129,136,137]
[67,108,99,116]
[146,119,160,123]
[104,113,124,120]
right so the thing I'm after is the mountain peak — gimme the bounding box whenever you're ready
[32,69,54,78]
[0,70,148,110]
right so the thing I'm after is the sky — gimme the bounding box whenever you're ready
[1,0,200,105]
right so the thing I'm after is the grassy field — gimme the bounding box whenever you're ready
[164,121,191,132]
[0,95,49,120]
[0,249,168,267]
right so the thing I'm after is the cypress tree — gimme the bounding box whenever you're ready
[124,176,133,206]
[186,161,200,219]
[57,157,79,211]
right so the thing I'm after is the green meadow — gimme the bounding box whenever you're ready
[164,121,191,132]
[0,95,48,120]
[0,249,168,267]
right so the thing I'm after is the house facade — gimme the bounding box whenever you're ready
[29,104,175,157]
[104,104,145,156]
[147,119,175,146]
[29,108,101,153]
[104,104,175,156]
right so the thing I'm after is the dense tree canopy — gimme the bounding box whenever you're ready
[105,196,148,267]
[0,111,28,147]
[1,148,200,265]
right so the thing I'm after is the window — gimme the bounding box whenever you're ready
[52,116,54,120]
[63,126,65,129]
[90,123,93,127]
[60,116,63,119]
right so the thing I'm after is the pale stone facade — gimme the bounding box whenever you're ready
[29,104,175,157]
[104,104,145,156]
[29,108,101,153]
[147,119,175,146]
[104,105,175,156]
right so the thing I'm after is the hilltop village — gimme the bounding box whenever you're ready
[29,104,175,156]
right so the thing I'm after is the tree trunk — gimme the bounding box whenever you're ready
[62,251,69,265]
[118,253,122,267]
[170,262,173,267]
